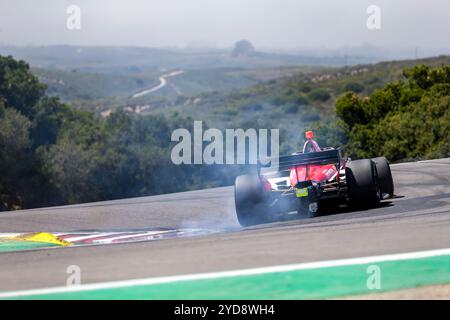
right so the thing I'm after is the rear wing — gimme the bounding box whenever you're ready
[258,149,342,174]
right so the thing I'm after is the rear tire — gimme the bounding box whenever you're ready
[346,159,380,208]
[234,174,270,227]
[371,157,394,197]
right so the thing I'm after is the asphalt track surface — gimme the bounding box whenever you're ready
[0,158,449,292]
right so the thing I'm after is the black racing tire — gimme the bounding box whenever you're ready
[371,157,394,197]
[234,174,270,227]
[297,204,318,219]
[346,159,380,208]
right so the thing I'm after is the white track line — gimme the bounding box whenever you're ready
[1,247,449,298]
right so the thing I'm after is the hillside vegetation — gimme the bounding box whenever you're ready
[0,45,374,71]
[33,65,323,114]
[147,56,450,154]
[0,55,239,210]
[326,64,450,162]
[32,67,160,100]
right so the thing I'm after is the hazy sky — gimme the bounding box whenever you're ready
[0,0,449,49]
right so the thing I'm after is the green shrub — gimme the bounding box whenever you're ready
[342,82,364,93]
[333,64,450,162]
[308,88,331,102]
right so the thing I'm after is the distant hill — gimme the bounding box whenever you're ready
[0,45,379,72]
[30,64,325,112]
[140,55,450,154]
[32,68,160,101]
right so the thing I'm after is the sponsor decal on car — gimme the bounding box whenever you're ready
[295,188,308,198]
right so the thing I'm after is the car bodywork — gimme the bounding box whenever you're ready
[234,147,394,226]
[258,148,346,218]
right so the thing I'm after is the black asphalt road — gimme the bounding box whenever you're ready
[0,158,450,292]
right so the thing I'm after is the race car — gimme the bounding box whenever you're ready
[234,132,394,226]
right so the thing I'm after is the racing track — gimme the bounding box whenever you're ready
[0,158,450,296]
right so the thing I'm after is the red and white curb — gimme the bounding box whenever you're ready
[0,228,213,248]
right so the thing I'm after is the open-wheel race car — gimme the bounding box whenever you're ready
[234,131,394,226]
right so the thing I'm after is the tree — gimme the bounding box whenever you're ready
[0,100,32,209]
[31,97,73,147]
[232,40,255,57]
[333,64,450,162]
[308,88,331,102]
[343,81,365,93]
[0,56,46,118]
[335,92,368,128]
